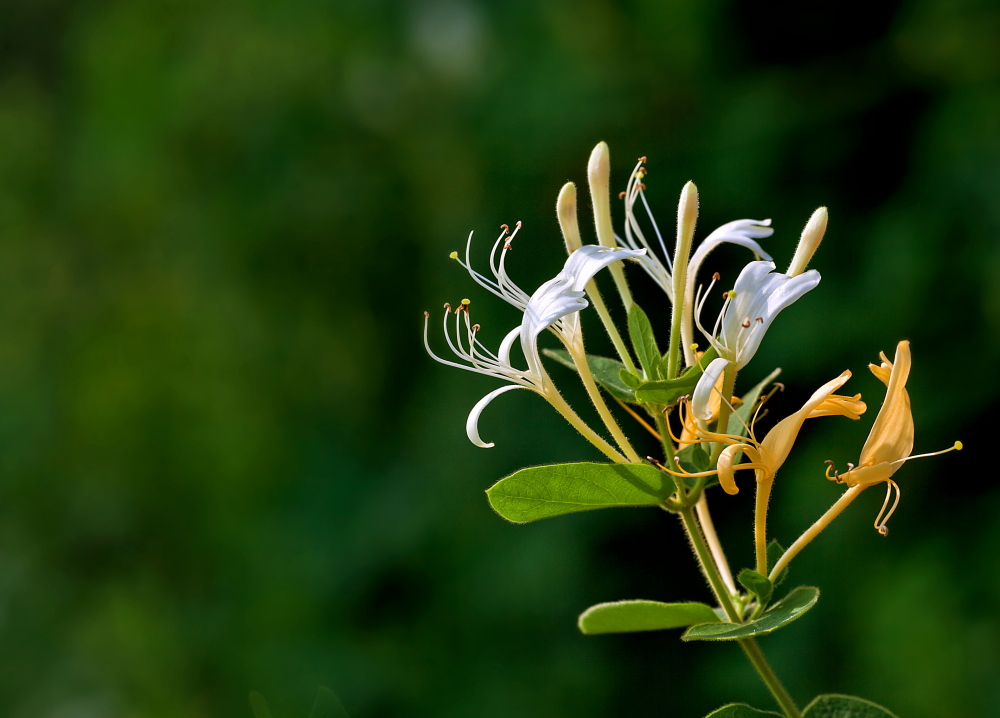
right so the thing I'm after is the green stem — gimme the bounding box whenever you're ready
[569,342,641,463]
[680,506,800,718]
[739,638,802,718]
[679,507,740,622]
[586,279,638,375]
[755,476,774,576]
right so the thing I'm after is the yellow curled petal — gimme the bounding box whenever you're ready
[839,460,899,487]
[717,444,745,495]
[859,340,914,467]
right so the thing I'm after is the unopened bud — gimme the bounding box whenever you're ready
[556,182,582,255]
[675,181,699,261]
[787,207,828,277]
[587,141,615,248]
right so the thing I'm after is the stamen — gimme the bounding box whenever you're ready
[449,251,458,259]
[741,318,751,328]
[712,272,720,281]
[874,479,901,536]
[824,460,841,482]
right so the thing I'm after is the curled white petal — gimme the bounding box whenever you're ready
[692,357,730,422]
[721,261,821,368]
[466,384,530,448]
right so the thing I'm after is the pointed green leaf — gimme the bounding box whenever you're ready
[619,368,642,389]
[738,569,773,607]
[542,349,636,403]
[248,693,274,718]
[627,304,663,380]
[486,462,673,523]
[682,586,819,641]
[705,705,782,717]
[677,443,711,472]
[633,346,718,405]
[803,694,898,718]
[766,539,788,586]
[578,600,719,634]
[310,688,350,718]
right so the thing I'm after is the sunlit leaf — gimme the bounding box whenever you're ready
[543,349,636,403]
[803,694,898,717]
[578,600,719,634]
[487,462,672,523]
[682,586,818,641]
[633,347,718,405]
[627,304,663,380]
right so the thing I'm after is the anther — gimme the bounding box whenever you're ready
[741,318,751,328]
[423,311,430,317]
[755,316,763,323]
[955,441,963,451]
[638,156,647,163]
[500,224,509,233]
[515,221,522,229]
[443,302,451,310]
[728,290,737,299]
[461,298,471,306]
[712,272,721,281]
[471,324,480,331]
[449,251,458,259]
[619,191,626,199]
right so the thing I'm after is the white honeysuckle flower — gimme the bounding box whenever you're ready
[692,356,730,422]
[615,158,774,307]
[426,241,645,447]
[690,260,821,408]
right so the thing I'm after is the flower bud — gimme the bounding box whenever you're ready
[556,182,582,255]
[786,207,828,277]
[587,141,615,249]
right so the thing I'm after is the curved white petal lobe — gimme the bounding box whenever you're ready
[466,384,530,448]
[692,357,730,422]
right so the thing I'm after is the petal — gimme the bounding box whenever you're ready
[692,357,730,422]
[859,340,914,467]
[760,370,853,474]
[686,219,774,284]
[563,245,647,293]
[839,460,899,487]
[717,443,746,495]
[466,384,531,448]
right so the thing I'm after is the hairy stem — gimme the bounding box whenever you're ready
[569,343,641,463]
[545,388,626,463]
[755,476,774,576]
[696,494,736,594]
[739,638,802,718]
[769,484,865,582]
[585,279,638,375]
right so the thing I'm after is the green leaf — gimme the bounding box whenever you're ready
[310,688,350,718]
[619,368,642,389]
[677,443,711,473]
[249,692,274,718]
[682,586,819,641]
[578,600,719,634]
[728,368,782,438]
[803,694,898,718]
[633,346,718,405]
[738,569,773,607]
[543,348,636,403]
[486,462,673,523]
[766,539,788,586]
[627,304,663,380]
[704,704,782,718]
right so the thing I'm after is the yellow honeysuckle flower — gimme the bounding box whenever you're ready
[827,340,961,534]
[668,371,866,495]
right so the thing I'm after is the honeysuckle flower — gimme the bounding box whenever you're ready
[689,260,821,409]
[426,239,644,449]
[616,159,774,307]
[827,340,961,534]
[671,370,866,495]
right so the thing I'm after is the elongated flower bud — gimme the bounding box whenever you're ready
[786,207,827,277]
[556,182,582,255]
[587,142,615,249]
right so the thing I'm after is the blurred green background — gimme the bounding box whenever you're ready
[0,0,996,716]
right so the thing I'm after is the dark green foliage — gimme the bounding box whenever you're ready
[683,587,819,641]
[578,600,719,634]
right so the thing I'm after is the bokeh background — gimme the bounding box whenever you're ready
[0,0,996,716]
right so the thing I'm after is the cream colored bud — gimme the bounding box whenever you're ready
[556,182,582,255]
[675,180,699,259]
[786,207,828,277]
[587,141,615,248]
